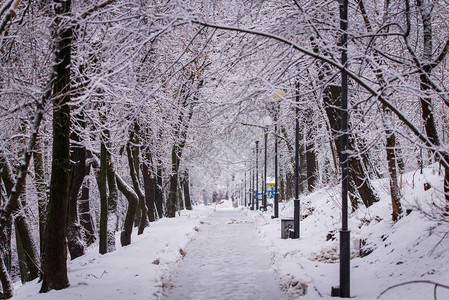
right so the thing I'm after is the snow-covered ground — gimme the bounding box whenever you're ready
[166,209,285,299]
[248,164,449,299]
[12,206,215,300]
[11,165,449,299]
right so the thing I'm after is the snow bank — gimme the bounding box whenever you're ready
[12,205,214,300]
[245,165,449,299]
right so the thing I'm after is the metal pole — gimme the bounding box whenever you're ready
[255,141,259,211]
[244,170,247,207]
[274,103,279,218]
[332,0,350,297]
[263,127,268,211]
[251,149,255,210]
[293,81,300,239]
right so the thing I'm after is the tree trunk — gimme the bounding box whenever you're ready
[166,145,178,218]
[385,126,403,220]
[323,84,379,209]
[299,128,307,194]
[0,252,12,299]
[306,142,317,193]
[155,163,164,219]
[0,160,13,298]
[79,159,95,247]
[98,141,108,255]
[0,158,13,275]
[178,179,184,211]
[33,135,47,261]
[116,173,138,247]
[106,144,117,253]
[142,152,156,222]
[183,171,192,210]
[285,171,294,200]
[14,207,40,282]
[126,134,147,235]
[305,108,317,192]
[67,124,86,260]
[0,218,11,274]
[279,172,285,202]
[40,1,72,292]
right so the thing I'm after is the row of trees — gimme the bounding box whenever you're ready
[0,0,205,296]
[0,0,448,297]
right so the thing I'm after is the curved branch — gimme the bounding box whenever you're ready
[189,19,449,170]
[377,280,449,299]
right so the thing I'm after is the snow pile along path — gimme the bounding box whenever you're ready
[12,206,214,300]
[246,165,449,300]
[165,206,286,300]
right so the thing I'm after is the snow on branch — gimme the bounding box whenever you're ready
[189,19,449,171]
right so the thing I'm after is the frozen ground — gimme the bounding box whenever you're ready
[165,209,286,300]
[11,206,215,300]
[247,164,449,299]
[11,165,449,299]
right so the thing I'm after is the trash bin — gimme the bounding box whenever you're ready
[281,218,294,239]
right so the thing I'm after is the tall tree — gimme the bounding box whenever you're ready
[40,0,73,292]
[66,114,86,259]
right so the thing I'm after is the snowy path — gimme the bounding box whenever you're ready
[165,209,286,300]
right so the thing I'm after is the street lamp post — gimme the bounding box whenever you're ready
[250,159,252,208]
[255,141,259,211]
[272,90,283,219]
[293,81,300,239]
[244,170,247,207]
[263,125,268,211]
[332,0,350,297]
[251,149,255,210]
[261,116,272,212]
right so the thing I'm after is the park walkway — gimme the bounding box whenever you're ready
[165,208,286,300]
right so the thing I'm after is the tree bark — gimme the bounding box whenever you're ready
[183,171,192,210]
[299,127,307,194]
[0,160,13,298]
[155,163,164,219]
[116,172,138,247]
[98,141,108,255]
[142,151,156,222]
[0,157,13,275]
[14,206,40,282]
[105,143,117,253]
[323,84,379,209]
[0,252,12,299]
[178,179,184,211]
[79,158,95,247]
[40,0,72,292]
[166,145,179,218]
[67,123,86,260]
[33,135,47,261]
[305,108,317,192]
[126,132,147,234]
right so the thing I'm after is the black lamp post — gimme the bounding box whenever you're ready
[332,0,350,297]
[251,149,255,210]
[255,141,259,210]
[249,159,252,208]
[293,81,300,239]
[272,90,283,219]
[263,126,268,211]
[244,170,247,207]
